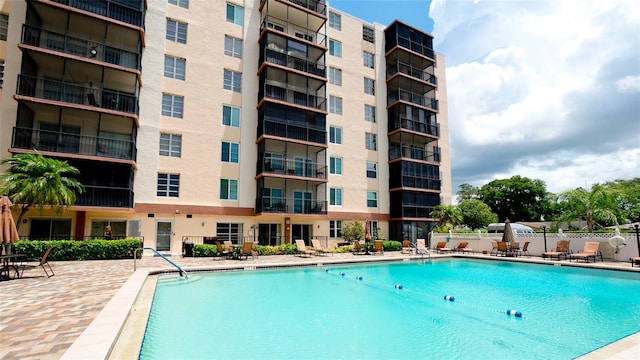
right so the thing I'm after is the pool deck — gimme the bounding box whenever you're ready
[1,251,639,360]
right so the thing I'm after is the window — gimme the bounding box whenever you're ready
[224,36,242,58]
[162,94,184,118]
[29,219,71,239]
[168,0,189,8]
[329,11,341,30]
[217,223,243,243]
[363,25,375,43]
[363,51,374,69]
[159,133,182,157]
[226,3,244,25]
[157,173,179,197]
[329,126,342,144]
[0,14,7,41]
[166,19,188,44]
[366,161,377,179]
[364,78,375,95]
[330,188,342,206]
[329,220,342,238]
[222,105,240,127]
[220,179,238,200]
[329,157,342,175]
[223,69,242,92]
[365,133,377,150]
[367,191,378,208]
[329,67,342,86]
[0,60,4,89]
[164,55,186,80]
[329,96,342,114]
[365,105,376,122]
[329,39,342,57]
[221,142,239,163]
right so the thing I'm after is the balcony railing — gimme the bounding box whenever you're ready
[260,15,327,47]
[391,117,439,137]
[75,185,134,208]
[389,145,441,162]
[263,48,326,78]
[21,24,140,70]
[256,197,327,215]
[399,177,441,191]
[51,0,144,27]
[388,89,438,110]
[16,74,138,115]
[386,61,436,86]
[260,118,327,144]
[11,127,136,160]
[286,0,327,16]
[263,82,326,111]
[395,36,435,59]
[260,157,327,179]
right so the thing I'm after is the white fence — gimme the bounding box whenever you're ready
[430,232,639,262]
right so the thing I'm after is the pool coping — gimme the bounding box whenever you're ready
[60,253,640,360]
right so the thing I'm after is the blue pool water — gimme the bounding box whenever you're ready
[139,259,640,359]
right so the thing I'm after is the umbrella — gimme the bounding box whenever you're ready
[364,219,371,242]
[501,219,515,243]
[1,195,20,255]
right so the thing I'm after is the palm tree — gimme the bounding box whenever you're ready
[557,185,619,232]
[430,204,463,230]
[0,153,85,229]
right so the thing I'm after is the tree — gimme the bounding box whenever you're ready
[430,204,462,231]
[341,220,365,242]
[0,153,85,229]
[604,178,640,223]
[478,176,548,221]
[557,185,620,232]
[456,183,479,201]
[458,199,498,230]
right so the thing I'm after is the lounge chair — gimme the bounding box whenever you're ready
[519,241,531,257]
[632,257,640,267]
[373,240,384,255]
[496,241,509,257]
[311,239,332,256]
[352,241,365,255]
[570,242,603,263]
[416,239,430,255]
[454,242,473,253]
[490,241,499,256]
[401,240,413,254]
[295,240,316,257]
[23,246,55,278]
[542,240,571,260]
[434,241,451,253]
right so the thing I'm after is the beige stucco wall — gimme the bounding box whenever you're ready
[435,52,452,205]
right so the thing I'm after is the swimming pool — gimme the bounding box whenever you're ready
[139,259,640,359]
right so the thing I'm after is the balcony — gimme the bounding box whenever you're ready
[285,0,326,16]
[16,74,138,115]
[386,61,436,86]
[75,185,134,208]
[262,82,326,111]
[390,117,439,137]
[389,144,440,162]
[11,127,135,161]
[50,0,144,28]
[388,89,438,110]
[20,24,140,70]
[257,197,327,215]
[263,47,326,78]
[260,156,327,180]
[260,15,327,47]
[260,118,326,144]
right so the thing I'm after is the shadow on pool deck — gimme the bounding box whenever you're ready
[0,252,638,360]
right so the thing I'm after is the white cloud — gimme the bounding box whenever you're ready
[616,75,640,93]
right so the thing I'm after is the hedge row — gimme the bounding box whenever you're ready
[13,239,143,261]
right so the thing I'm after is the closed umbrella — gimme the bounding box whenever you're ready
[1,195,20,255]
[364,219,371,242]
[501,219,515,243]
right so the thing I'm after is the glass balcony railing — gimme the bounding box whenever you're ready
[51,0,144,27]
[11,127,136,161]
[256,196,327,215]
[259,157,327,179]
[16,74,138,115]
[20,24,140,70]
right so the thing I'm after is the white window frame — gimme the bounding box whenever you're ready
[166,19,187,44]
[224,36,243,58]
[0,14,8,41]
[329,220,342,238]
[162,93,184,118]
[364,78,375,95]
[330,126,342,144]
[363,25,375,43]
[329,156,342,175]
[365,133,377,151]
[329,39,342,58]
[164,55,186,80]
[159,133,182,157]
[367,191,378,208]
[223,69,242,92]
[366,161,377,179]
[329,95,342,114]
[168,0,189,9]
[365,105,376,123]
[329,11,341,30]
[329,67,342,86]
[222,105,240,127]
[363,51,374,69]
[220,179,238,200]
[330,188,343,206]
[157,173,180,197]
[226,3,244,26]
[221,141,240,163]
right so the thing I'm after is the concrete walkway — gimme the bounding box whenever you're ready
[1,252,638,360]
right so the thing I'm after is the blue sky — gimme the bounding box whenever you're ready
[329,0,640,197]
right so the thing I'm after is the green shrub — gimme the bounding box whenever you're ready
[193,244,219,257]
[13,239,143,260]
[382,240,402,251]
[335,245,354,253]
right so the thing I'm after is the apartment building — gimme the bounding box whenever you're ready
[0,0,450,255]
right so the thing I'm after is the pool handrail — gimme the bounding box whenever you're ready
[411,241,431,260]
[134,247,188,278]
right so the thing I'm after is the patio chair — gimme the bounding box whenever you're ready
[215,241,234,259]
[632,257,640,267]
[496,241,509,257]
[352,240,365,255]
[416,239,430,255]
[490,241,499,256]
[23,246,55,278]
[519,241,531,257]
[373,240,384,255]
[569,242,603,263]
[401,240,412,254]
[542,240,571,261]
[311,239,332,256]
[295,240,316,257]
[454,242,473,253]
[238,242,255,260]
[434,241,451,253]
